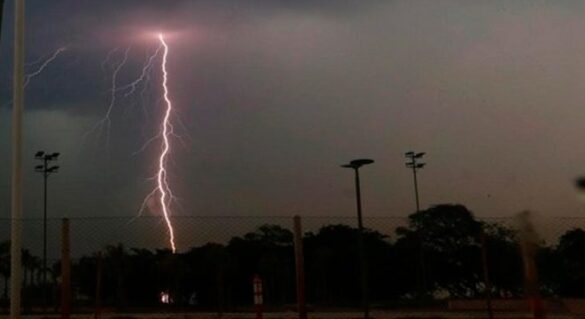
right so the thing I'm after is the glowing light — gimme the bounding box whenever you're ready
[160,291,172,304]
[157,33,177,253]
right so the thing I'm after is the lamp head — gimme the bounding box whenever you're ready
[342,158,375,169]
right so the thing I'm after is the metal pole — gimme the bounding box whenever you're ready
[43,158,48,315]
[413,161,425,299]
[293,216,307,319]
[354,168,369,319]
[405,152,426,301]
[11,0,25,318]
[480,231,494,319]
[94,252,102,319]
[61,218,70,319]
[413,165,420,212]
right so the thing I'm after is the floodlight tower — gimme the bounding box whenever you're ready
[341,159,374,319]
[35,151,60,313]
[405,151,426,212]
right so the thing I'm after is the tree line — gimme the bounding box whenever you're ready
[2,204,585,311]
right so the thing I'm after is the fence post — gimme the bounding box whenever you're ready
[480,229,494,319]
[253,274,263,319]
[293,215,307,319]
[417,231,427,303]
[61,218,71,319]
[95,251,102,319]
[517,211,545,319]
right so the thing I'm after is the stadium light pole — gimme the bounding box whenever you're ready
[341,159,374,319]
[11,0,25,318]
[405,151,426,212]
[405,151,427,300]
[35,151,60,314]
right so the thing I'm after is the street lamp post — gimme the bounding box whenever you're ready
[35,151,60,314]
[404,151,425,212]
[342,159,374,319]
[405,151,427,300]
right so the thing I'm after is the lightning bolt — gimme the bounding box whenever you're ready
[119,44,163,98]
[85,46,131,146]
[4,47,66,108]
[101,47,120,76]
[157,33,177,253]
[89,36,178,252]
[23,47,67,87]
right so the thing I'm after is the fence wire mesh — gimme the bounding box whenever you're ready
[2,214,585,316]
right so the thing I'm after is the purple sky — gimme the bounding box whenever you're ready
[2,0,585,222]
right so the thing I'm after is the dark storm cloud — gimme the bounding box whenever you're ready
[3,0,585,223]
[3,0,387,115]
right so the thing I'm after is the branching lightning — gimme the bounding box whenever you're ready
[88,34,179,252]
[85,46,131,146]
[101,47,120,75]
[23,47,67,87]
[156,33,177,253]
[119,45,163,98]
[4,47,66,108]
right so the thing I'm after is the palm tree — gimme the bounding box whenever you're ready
[22,249,34,289]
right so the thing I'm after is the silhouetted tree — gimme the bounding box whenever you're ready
[103,244,129,307]
[225,225,294,307]
[396,204,483,297]
[482,223,523,297]
[183,243,229,310]
[304,225,393,305]
[553,228,585,296]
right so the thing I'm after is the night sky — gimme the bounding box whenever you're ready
[2,0,585,222]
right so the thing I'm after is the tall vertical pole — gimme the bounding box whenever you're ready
[518,212,545,319]
[43,159,48,314]
[61,218,71,319]
[412,166,420,212]
[354,168,369,319]
[405,152,425,213]
[11,0,25,318]
[94,252,102,319]
[405,152,426,301]
[35,152,59,312]
[342,160,373,319]
[480,231,494,319]
[293,216,307,319]
[412,158,423,299]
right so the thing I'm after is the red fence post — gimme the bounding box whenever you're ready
[293,215,307,319]
[253,274,263,319]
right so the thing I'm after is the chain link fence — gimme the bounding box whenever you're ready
[2,212,585,316]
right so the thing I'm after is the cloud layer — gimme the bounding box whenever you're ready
[1,1,585,222]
